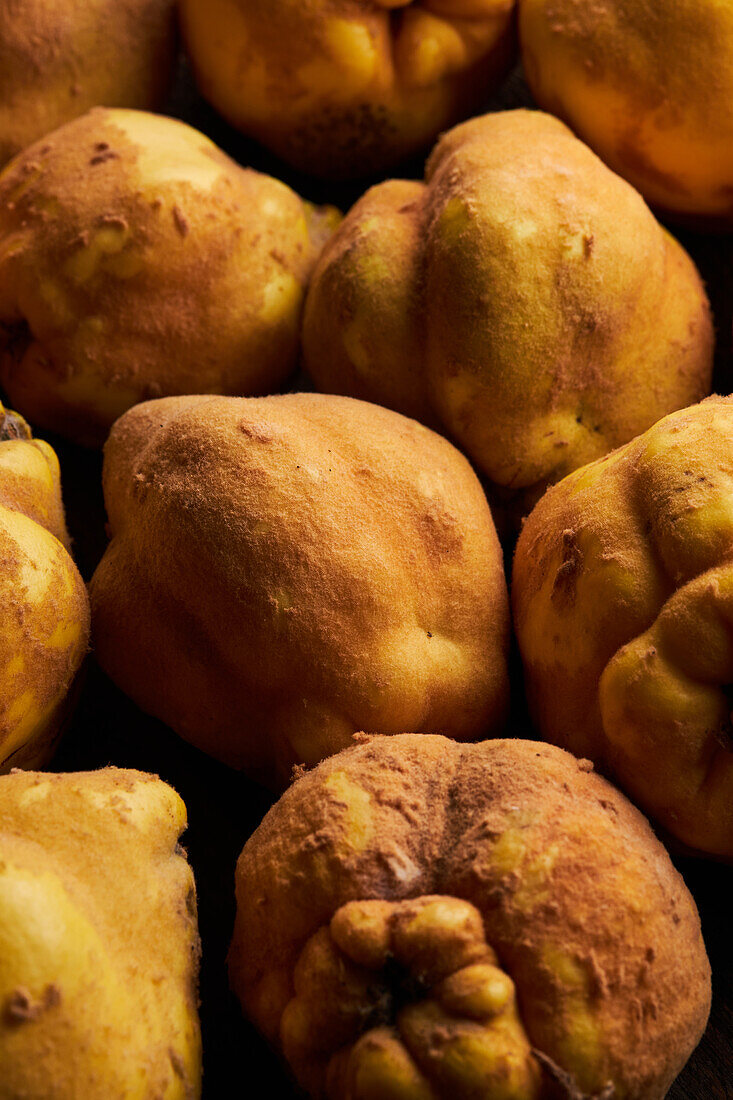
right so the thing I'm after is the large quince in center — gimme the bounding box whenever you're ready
[303,110,713,522]
[89,393,510,785]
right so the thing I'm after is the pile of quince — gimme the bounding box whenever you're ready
[1,2,731,1098]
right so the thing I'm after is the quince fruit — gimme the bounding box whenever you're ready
[180,0,517,178]
[0,108,339,446]
[520,0,733,224]
[0,0,176,168]
[89,393,510,785]
[0,403,89,771]
[303,110,713,521]
[0,767,201,1098]
[514,396,733,858]
[230,734,711,1099]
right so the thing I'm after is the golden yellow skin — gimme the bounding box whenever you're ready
[513,396,733,859]
[179,0,517,178]
[520,0,733,224]
[284,898,541,1100]
[0,403,89,771]
[0,108,340,447]
[89,393,510,786]
[230,735,711,1099]
[0,0,176,168]
[0,767,201,1098]
[303,110,713,521]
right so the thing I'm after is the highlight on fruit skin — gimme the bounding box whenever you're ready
[0,108,340,447]
[179,0,517,179]
[229,734,711,1099]
[302,109,713,522]
[519,0,733,225]
[513,396,733,860]
[0,767,201,1099]
[89,392,511,787]
[0,402,89,771]
[0,0,176,169]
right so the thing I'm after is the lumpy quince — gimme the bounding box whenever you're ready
[89,393,510,785]
[303,110,713,521]
[513,396,733,859]
[0,403,89,770]
[230,734,711,1099]
[179,0,517,178]
[520,0,733,224]
[0,0,176,168]
[0,108,339,445]
[0,767,201,1098]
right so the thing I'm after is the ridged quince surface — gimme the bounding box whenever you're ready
[303,110,713,519]
[0,403,89,771]
[0,0,176,169]
[89,393,510,786]
[229,734,711,1100]
[0,767,201,1098]
[520,0,733,223]
[0,108,339,446]
[179,0,516,178]
[513,397,733,859]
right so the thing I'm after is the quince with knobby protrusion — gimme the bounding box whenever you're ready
[514,396,733,859]
[230,734,711,1099]
[179,0,517,179]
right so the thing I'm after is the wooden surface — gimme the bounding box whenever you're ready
[12,58,733,1100]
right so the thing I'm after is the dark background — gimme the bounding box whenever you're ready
[25,55,733,1100]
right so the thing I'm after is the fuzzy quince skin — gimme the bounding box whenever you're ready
[0,767,201,1099]
[303,110,713,521]
[520,0,733,224]
[179,0,516,179]
[0,108,339,446]
[0,404,89,771]
[229,734,711,1100]
[513,396,733,859]
[89,393,510,786]
[0,0,176,168]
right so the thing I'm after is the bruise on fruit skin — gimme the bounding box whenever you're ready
[3,984,61,1024]
[532,1047,616,1100]
[0,406,32,441]
[551,528,584,607]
